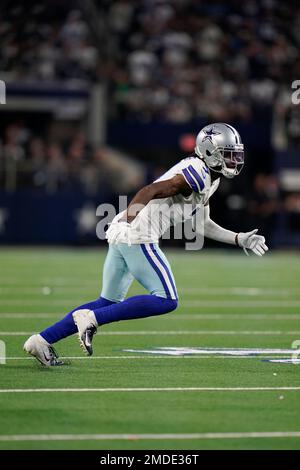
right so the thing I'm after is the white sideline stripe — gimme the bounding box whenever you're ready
[0,387,300,394]
[1,313,300,320]
[0,432,300,442]
[2,330,300,336]
[2,300,300,307]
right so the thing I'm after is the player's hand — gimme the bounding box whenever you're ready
[106,221,132,245]
[237,229,269,256]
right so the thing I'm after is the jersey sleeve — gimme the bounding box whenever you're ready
[180,158,209,194]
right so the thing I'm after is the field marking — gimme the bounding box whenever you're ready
[0,281,298,288]
[0,314,60,319]
[0,286,299,298]
[0,278,100,286]
[265,359,300,364]
[175,314,300,320]
[182,287,300,296]
[0,432,300,442]
[0,357,296,361]
[0,387,300,394]
[2,300,300,308]
[1,313,300,320]
[184,300,300,308]
[123,347,300,356]
[2,353,297,361]
[1,285,299,294]
[0,356,268,361]
[2,330,300,336]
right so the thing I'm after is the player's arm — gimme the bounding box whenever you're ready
[203,204,236,245]
[123,175,191,223]
[204,204,269,256]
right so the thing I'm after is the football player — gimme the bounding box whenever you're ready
[24,123,268,366]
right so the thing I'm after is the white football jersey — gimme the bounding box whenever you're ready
[110,155,220,244]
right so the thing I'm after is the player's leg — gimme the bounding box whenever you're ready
[99,242,135,303]
[39,298,114,345]
[74,243,178,355]
[72,244,134,353]
[93,242,178,325]
[23,294,115,365]
[24,245,133,364]
[43,244,133,342]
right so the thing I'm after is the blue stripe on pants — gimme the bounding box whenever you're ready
[149,243,178,300]
[140,244,171,299]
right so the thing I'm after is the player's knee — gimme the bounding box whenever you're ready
[169,298,178,312]
[162,297,178,313]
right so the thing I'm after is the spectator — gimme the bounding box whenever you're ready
[45,143,67,193]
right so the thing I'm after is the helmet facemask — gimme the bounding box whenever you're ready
[203,145,244,179]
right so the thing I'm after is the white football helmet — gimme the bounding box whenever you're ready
[195,123,244,178]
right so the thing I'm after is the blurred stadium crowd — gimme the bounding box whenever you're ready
[1,0,299,121]
[0,0,299,244]
[0,122,145,194]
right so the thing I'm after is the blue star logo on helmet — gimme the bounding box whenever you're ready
[202,127,221,144]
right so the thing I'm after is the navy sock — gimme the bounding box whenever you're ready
[40,296,115,344]
[94,295,178,326]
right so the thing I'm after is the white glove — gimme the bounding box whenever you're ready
[237,229,269,257]
[106,221,132,245]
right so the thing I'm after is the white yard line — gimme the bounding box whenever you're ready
[1,330,300,336]
[0,301,80,306]
[1,285,299,295]
[0,432,300,442]
[0,387,300,394]
[0,356,267,361]
[4,346,298,361]
[170,314,300,320]
[181,287,300,296]
[1,313,300,320]
[0,278,99,286]
[1,300,300,307]
[184,300,300,308]
[0,314,60,319]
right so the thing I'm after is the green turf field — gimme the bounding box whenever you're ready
[0,247,300,450]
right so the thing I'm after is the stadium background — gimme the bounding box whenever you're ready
[0,0,299,248]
